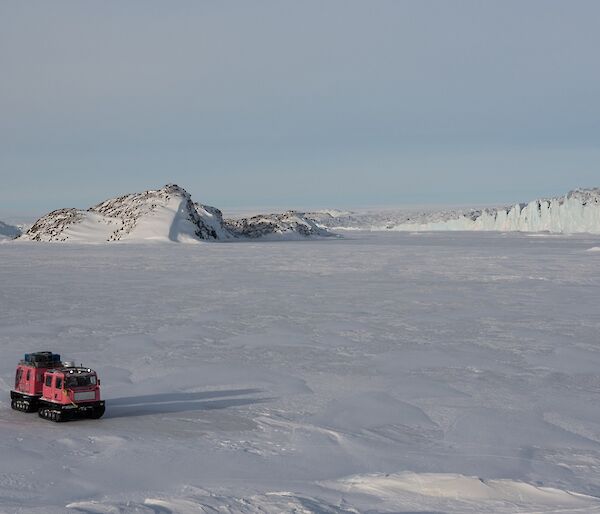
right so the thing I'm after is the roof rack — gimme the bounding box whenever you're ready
[20,352,62,368]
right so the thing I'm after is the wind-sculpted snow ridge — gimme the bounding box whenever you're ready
[224,210,336,240]
[323,472,600,512]
[64,473,600,513]
[67,491,356,514]
[310,187,600,234]
[0,220,21,240]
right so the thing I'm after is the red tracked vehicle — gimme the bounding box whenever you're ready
[10,352,105,422]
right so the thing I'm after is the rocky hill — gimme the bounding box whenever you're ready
[20,185,335,243]
[224,211,333,240]
[22,185,229,243]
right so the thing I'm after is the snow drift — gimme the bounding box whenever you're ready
[64,473,600,514]
[20,185,334,243]
[324,472,600,513]
[310,188,600,234]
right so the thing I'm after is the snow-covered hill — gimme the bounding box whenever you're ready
[224,211,334,240]
[22,185,228,243]
[0,220,21,241]
[310,188,600,234]
[20,185,334,243]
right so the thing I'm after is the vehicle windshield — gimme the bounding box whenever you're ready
[65,375,96,388]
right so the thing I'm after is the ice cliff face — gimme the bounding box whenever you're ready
[309,188,600,234]
[409,188,600,233]
[21,185,334,243]
[0,220,21,240]
[224,211,333,240]
[23,185,232,243]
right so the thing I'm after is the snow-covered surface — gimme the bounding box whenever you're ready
[0,220,21,241]
[310,188,600,234]
[2,231,600,512]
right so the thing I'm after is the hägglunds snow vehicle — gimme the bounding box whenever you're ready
[10,352,105,422]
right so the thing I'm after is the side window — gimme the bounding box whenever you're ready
[45,375,52,387]
[55,377,63,389]
[15,369,22,388]
[26,370,31,381]
[90,376,97,385]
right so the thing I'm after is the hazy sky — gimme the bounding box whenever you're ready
[1,1,599,216]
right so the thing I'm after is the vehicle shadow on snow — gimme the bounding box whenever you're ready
[104,388,270,418]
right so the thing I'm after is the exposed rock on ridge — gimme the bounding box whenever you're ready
[89,184,228,241]
[225,211,333,239]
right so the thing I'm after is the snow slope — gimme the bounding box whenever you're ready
[0,220,21,241]
[2,231,600,512]
[310,188,600,234]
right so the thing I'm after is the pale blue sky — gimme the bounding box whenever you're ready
[1,1,599,216]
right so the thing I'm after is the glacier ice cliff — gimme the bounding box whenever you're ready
[308,188,600,234]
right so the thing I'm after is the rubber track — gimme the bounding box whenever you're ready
[38,407,64,422]
[11,399,37,413]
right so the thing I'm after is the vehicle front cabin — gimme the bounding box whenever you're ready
[42,367,101,406]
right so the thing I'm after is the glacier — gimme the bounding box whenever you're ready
[309,188,600,234]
